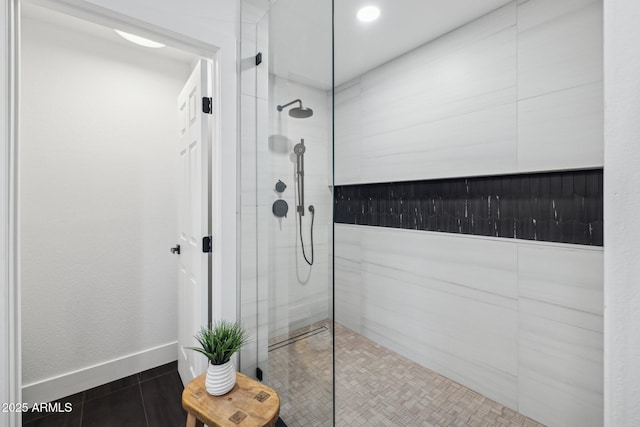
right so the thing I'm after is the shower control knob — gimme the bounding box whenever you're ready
[275,180,287,193]
[272,199,288,218]
[293,142,306,155]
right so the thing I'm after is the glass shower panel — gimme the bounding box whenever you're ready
[239,1,334,426]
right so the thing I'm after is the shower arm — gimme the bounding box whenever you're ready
[277,99,302,112]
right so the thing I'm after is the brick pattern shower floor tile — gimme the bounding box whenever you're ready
[268,322,546,427]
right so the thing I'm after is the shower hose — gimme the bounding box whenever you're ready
[299,207,314,266]
[298,193,314,267]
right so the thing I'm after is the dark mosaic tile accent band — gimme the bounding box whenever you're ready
[334,169,603,246]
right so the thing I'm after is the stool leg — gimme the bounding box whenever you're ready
[186,413,205,427]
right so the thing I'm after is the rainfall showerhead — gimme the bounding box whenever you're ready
[289,106,313,119]
[276,99,313,119]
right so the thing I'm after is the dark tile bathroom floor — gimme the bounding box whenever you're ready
[22,361,187,427]
[23,362,289,427]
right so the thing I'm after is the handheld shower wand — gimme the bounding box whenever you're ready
[294,140,306,216]
[294,139,314,265]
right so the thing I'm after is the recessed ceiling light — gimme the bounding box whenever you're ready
[114,30,165,48]
[357,6,380,23]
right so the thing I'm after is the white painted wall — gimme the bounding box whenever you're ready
[334,1,604,426]
[50,0,241,326]
[603,0,640,425]
[19,14,192,402]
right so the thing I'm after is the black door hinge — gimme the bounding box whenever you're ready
[202,235,212,253]
[202,97,212,114]
[256,367,263,381]
[255,52,262,66]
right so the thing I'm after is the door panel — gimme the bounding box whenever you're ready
[177,60,210,384]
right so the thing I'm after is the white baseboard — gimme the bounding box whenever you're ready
[22,341,178,404]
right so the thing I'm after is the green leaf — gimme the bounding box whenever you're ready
[187,321,251,365]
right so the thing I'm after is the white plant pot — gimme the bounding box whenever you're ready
[205,360,236,396]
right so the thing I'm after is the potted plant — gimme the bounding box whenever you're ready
[188,321,250,396]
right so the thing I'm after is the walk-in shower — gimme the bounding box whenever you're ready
[240,0,604,426]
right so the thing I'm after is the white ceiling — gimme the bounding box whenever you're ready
[269,0,513,89]
[21,3,198,68]
[25,1,514,91]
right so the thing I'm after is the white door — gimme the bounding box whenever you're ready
[176,60,211,384]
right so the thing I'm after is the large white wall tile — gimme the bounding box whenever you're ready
[517,0,600,33]
[519,312,603,427]
[360,228,519,300]
[518,81,603,171]
[518,244,603,314]
[334,80,362,185]
[334,225,362,333]
[517,0,603,99]
[360,101,516,182]
[516,0,603,171]
[518,244,603,427]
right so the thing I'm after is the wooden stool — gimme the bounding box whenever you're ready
[182,372,280,427]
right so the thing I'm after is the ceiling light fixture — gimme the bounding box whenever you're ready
[357,6,380,23]
[114,30,165,48]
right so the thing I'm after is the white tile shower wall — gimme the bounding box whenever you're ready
[516,0,603,99]
[517,82,603,171]
[518,245,603,427]
[335,3,517,185]
[335,224,604,425]
[334,0,603,185]
[517,0,603,171]
[268,76,332,339]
